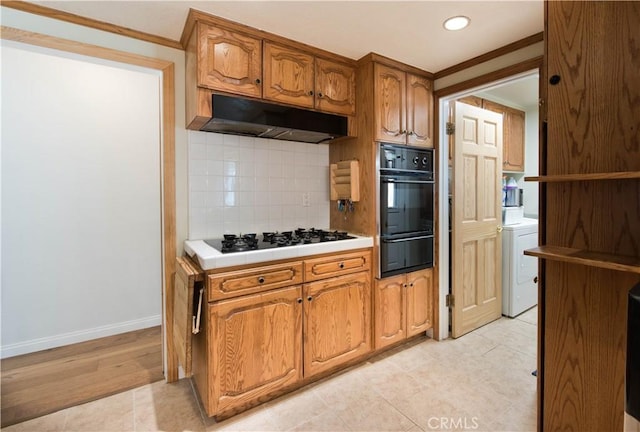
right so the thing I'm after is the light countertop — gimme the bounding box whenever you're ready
[185,234,374,270]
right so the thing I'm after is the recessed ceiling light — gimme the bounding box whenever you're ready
[444,16,470,31]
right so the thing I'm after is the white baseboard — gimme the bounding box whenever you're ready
[0,315,162,359]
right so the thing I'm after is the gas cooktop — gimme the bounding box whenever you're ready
[204,228,355,254]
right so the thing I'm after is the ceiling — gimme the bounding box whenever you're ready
[476,73,539,108]
[29,1,543,74]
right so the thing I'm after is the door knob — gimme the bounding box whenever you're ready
[497,226,503,233]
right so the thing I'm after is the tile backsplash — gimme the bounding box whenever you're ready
[188,131,330,239]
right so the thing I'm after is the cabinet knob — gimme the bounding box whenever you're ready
[408,131,414,136]
[297,298,303,304]
[403,284,407,288]
[339,262,345,269]
[318,92,323,98]
[410,283,414,287]
[307,296,313,301]
[308,90,314,96]
[255,78,261,84]
[549,75,561,85]
[257,276,265,284]
[534,276,538,284]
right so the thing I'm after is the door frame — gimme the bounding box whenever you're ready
[0,26,178,380]
[434,58,542,340]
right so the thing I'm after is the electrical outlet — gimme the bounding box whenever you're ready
[302,192,310,207]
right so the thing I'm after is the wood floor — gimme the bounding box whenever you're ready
[0,326,163,428]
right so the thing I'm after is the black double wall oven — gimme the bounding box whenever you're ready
[379,143,434,278]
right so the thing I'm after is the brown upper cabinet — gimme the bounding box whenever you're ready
[263,43,314,108]
[315,58,357,116]
[184,12,357,129]
[375,63,433,147]
[196,23,262,98]
[264,43,356,116]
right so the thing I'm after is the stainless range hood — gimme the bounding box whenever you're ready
[200,94,349,144]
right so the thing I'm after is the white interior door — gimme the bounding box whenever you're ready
[451,101,503,338]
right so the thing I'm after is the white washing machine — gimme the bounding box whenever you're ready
[502,218,539,317]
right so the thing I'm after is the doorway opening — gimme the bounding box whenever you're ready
[437,68,540,339]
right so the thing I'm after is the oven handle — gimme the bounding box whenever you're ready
[381,178,434,184]
[382,235,433,243]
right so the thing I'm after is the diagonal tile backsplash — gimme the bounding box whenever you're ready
[187,131,330,239]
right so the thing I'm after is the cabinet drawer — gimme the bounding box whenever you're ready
[304,251,371,282]
[208,261,303,301]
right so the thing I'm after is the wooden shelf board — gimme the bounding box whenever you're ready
[525,171,640,182]
[524,245,640,274]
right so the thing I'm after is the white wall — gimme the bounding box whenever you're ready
[0,7,188,360]
[1,41,162,357]
[0,6,188,255]
[187,131,330,238]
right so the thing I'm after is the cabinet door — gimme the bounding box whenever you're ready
[210,286,303,414]
[503,106,525,172]
[405,268,433,337]
[303,271,371,377]
[374,63,406,144]
[406,74,433,148]
[263,43,314,108]
[197,23,262,98]
[315,58,356,115]
[374,275,406,349]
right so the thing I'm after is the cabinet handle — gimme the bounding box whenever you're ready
[307,296,313,301]
[534,276,538,284]
[257,276,265,284]
[297,298,303,304]
[255,78,261,84]
[339,262,345,269]
[308,90,314,96]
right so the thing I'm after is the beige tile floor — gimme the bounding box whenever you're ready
[4,307,537,432]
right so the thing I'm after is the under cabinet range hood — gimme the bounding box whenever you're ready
[200,94,349,144]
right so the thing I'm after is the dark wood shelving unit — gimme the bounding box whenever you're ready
[525,246,640,274]
[525,171,640,183]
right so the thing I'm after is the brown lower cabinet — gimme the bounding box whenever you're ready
[192,250,372,418]
[374,268,433,349]
[209,285,303,415]
[304,271,371,377]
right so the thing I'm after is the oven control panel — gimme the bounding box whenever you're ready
[380,143,433,174]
